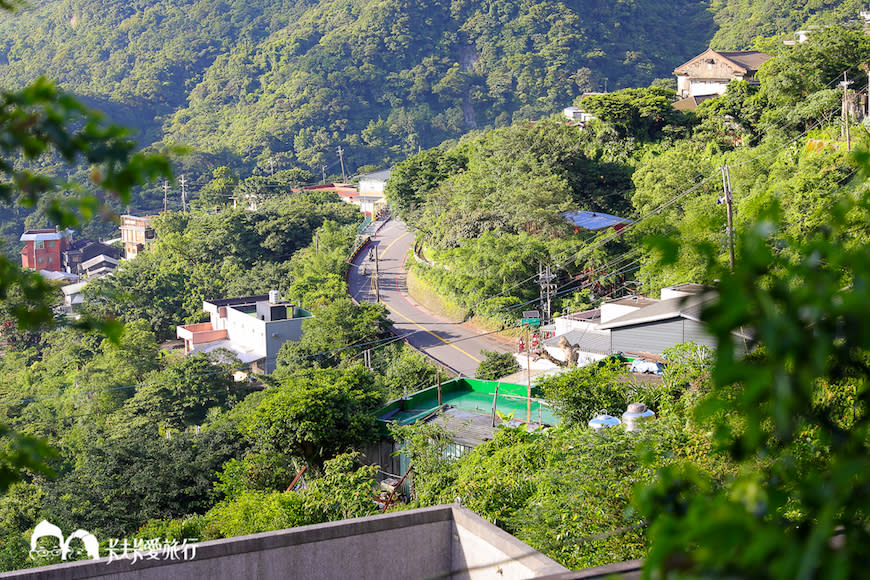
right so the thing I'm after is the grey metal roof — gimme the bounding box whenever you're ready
[359,169,392,182]
[717,51,772,71]
[598,294,711,330]
[20,229,71,242]
[560,308,601,322]
[61,281,88,296]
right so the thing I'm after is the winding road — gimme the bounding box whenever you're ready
[348,219,510,378]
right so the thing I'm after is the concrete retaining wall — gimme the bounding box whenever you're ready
[4,505,567,580]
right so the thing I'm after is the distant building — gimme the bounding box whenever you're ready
[119,215,156,259]
[62,239,121,278]
[524,284,752,371]
[357,169,391,218]
[20,228,73,272]
[562,106,596,126]
[673,49,772,111]
[61,280,87,314]
[300,183,361,209]
[176,292,312,374]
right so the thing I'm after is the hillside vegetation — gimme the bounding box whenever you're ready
[386,25,870,319]
[2,0,717,172]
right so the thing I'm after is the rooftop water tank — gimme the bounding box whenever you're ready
[588,413,621,430]
[622,403,655,432]
[268,289,281,304]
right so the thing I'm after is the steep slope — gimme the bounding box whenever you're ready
[710,0,867,49]
[163,0,716,168]
[0,0,303,140]
[5,0,860,174]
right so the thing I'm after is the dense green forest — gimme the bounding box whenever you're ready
[3,0,840,179]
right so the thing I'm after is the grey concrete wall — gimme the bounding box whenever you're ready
[262,317,304,372]
[450,508,568,580]
[4,506,568,580]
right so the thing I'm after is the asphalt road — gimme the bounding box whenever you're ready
[348,219,510,378]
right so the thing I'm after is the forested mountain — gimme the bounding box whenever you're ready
[710,0,867,49]
[2,0,716,173]
[2,0,863,175]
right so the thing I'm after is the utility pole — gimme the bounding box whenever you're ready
[321,165,327,185]
[336,146,347,183]
[363,349,371,370]
[314,228,320,253]
[719,165,735,271]
[840,72,853,151]
[268,157,275,176]
[537,263,556,325]
[526,324,532,425]
[374,244,380,303]
[179,174,187,213]
[162,180,169,212]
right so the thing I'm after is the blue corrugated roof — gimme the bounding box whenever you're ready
[562,210,633,230]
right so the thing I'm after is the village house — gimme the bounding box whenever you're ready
[176,291,312,374]
[20,228,73,272]
[119,214,156,259]
[61,239,121,278]
[522,284,752,372]
[357,169,390,218]
[673,49,772,111]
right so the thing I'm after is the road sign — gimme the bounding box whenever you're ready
[521,310,541,327]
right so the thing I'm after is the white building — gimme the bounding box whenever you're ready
[176,292,312,374]
[357,169,391,217]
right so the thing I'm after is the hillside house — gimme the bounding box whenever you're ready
[300,183,360,209]
[20,228,73,272]
[673,49,772,111]
[357,169,391,218]
[176,292,312,374]
[62,239,121,278]
[523,284,751,370]
[119,214,156,258]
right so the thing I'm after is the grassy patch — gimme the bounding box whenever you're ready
[406,268,468,322]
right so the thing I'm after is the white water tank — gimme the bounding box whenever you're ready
[588,413,621,430]
[622,403,655,432]
[269,289,281,304]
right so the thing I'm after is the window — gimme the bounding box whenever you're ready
[47,256,52,263]
[49,241,55,248]
[38,257,44,264]
[35,240,44,250]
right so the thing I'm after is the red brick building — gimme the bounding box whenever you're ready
[20,229,72,271]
